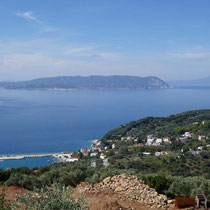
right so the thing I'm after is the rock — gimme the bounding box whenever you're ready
[115,186,126,192]
[78,174,171,209]
[167,199,174,204]
[103,176,111,184]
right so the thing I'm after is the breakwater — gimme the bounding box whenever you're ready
[0,153,60,161]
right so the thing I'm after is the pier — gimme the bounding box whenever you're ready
[0,153,60,161]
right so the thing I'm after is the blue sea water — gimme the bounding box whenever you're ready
[0,88,210,169]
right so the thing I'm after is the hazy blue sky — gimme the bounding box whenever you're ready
[0,0,210,80]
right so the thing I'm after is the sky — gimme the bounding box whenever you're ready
[0,0,210,81]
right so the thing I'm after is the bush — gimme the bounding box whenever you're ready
[10,185,88,210]
[168,179,196,197]
[175,197,195,208]
[0,190,11,210]
[145,175,170,194]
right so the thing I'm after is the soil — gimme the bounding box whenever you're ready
[0,186,27,203]
[74,185,151,210]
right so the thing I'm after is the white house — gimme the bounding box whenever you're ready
[143,152,151,156]
[156,138,163,144]
[146,139,154,146]
[163,137,171,143]
[91,160,96,168]
[90,152,98,157]
[103,158,109,167]
[155,151,170,156]
[112,144,116,149]
[180,137,189,142]
[100,153,107,160]
[184,132,193,138]
[65,158,79,162]
[155,152,162,156]
[197,146,203,151]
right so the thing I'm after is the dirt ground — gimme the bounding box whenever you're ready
[0,186,27,203]
[0,185,181,210]
[74,186,153,210]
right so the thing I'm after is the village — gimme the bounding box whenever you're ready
[76,121,210,169]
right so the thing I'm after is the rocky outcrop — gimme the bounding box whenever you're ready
[77,174,175,209]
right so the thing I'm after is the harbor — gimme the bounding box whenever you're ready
[0,152,78,162]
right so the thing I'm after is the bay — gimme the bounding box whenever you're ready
[0,88,210,169]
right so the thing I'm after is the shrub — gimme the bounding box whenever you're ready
[10,185,88,210]
[0,190,11,210]
[175,197,195,208]
[168,179,196,197]
[145,175,170,194]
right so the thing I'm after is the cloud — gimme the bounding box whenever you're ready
[64,46,123,61]
[65,47,95,55]
[16,11,41,24]
[16,11,57,32]
[0,52,129,80]
[171,52,210,59]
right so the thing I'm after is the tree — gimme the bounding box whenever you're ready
[175,126,186,135]
[146,175,170,194]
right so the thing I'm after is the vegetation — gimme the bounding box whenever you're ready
[0,185,88,210]
[0,109,210,207]
[0,190,11,210]
[103,109,210,140]
[0,162,210,199]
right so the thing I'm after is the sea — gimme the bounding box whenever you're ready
[0,87,210,169]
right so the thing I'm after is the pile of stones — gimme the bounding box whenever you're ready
[77,174,175,209]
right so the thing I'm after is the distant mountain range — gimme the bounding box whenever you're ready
[0,75,169,90]
[168,76,210,88]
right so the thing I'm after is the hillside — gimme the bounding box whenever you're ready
[99,109,210,177]
[103,109,210,140]
[0,75,169,90]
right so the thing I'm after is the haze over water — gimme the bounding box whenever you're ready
[0,88,210,169]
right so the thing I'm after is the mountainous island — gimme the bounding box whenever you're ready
[0,75,169,90]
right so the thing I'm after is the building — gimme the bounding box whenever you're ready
[189,149,201,155]
[179,137,189,142]
[143,152,151,156]
[90,152,98,157]
[91,160,96,168]
[163,137,171,143]
[100,153,107,160]
[147,134,153,139]
[103,158,109,167]
[155,152,162,156]
[112,144,116,149]
[197,146,203,151]
[184,132,193,138]
[198,135,206,141]
[155,151,170,156]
